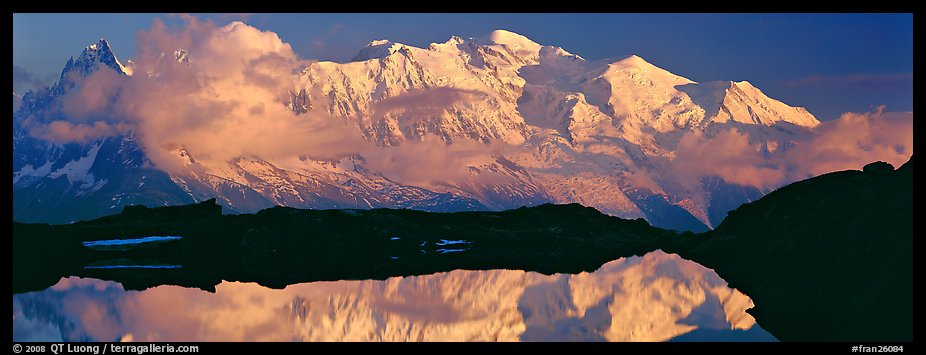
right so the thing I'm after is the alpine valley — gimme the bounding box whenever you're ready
[14,29,824,231]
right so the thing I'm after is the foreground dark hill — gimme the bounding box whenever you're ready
[12,158,912,341]
[13,201,673,293]
[663,157,913,342]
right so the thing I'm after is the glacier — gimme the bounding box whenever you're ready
[13,31,826,231]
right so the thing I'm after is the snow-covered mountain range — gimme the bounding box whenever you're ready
[13,31,822,230]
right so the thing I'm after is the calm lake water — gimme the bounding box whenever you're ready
[13,251,775,342]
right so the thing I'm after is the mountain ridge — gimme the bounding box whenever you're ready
[14,30,832,230]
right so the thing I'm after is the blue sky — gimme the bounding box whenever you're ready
[13,13,912,120]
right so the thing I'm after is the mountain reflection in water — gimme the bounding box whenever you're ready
[13,251,775,342]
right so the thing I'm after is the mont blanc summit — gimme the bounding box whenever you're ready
[14,29,822,230]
